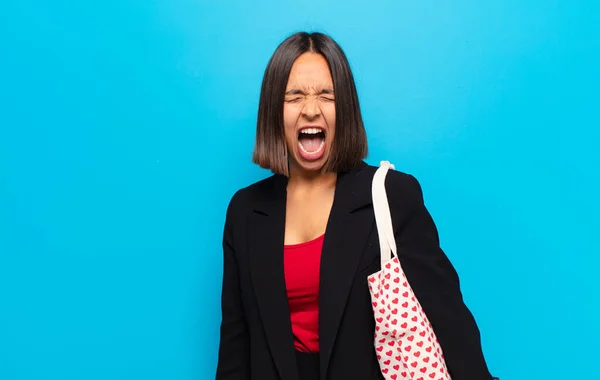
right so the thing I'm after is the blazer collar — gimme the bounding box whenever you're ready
[253,161,372,216]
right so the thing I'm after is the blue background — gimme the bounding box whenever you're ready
[1,1,598,379]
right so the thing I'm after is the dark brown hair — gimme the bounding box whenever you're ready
[252,32,368,176]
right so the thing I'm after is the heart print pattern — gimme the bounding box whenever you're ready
[368,261,451,380]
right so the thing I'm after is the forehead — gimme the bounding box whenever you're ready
[286,53,333,90]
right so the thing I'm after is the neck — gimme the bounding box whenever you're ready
[287,165,337,191]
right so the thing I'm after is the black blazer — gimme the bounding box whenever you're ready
[216,162,492,380]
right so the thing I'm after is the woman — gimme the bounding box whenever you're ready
[216,32,492,380]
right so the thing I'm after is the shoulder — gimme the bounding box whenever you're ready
[360,163,427,222]
[362,163,423,199]
[225,174,280,221]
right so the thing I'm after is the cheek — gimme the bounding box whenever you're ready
[282,106,296,139]
[324,106,336,134]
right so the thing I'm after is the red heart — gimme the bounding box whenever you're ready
[386,350,393,357]
[414,351,421,357]
[384,360,391,365]
[420,367,427,373]
[405,345,412,352]
[401,372,407,377]
[402,291,409,297]
[429,373,435,379]
[392,309,398,315]
[412,306,417,312]
[377,346,383,352]
[379,338,386,343]
[368,277,375,283]
[423,357,430,363]
[393,365,400,370]
[372,302,378,307]
[376,318,383,323]
[408,335,414,342]
[391,319,397,325]
[432,362,438,368]
[420,331,426,337]
[385,284,390,290]
[394,277,400,283]
[393,288,400,294]
[388,341,395,347]
[391,375,397,380]
[426,347,432,353]
[410,326,417,332]
[382,368,389,374]
[401,312,408,318]
[392,298,399,304]
[401,322,408,329]
[385,273,391,279]
[402,281,407,287]
[379,308,385,314]
[375,326,380,331]
[411,361,418,368]
[412,316,418,322]
[417,341,424,347]
[402,302,409,308]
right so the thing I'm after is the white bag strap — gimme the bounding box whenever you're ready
[372,161,397,263]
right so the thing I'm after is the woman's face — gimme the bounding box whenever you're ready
[283,52,336,174]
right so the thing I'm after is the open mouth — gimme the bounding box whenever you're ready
[298,127,326,160]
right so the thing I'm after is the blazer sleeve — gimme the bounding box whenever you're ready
[216,194,250,379]
[389,173,492,380]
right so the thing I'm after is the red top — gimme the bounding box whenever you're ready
[283,234,323,353]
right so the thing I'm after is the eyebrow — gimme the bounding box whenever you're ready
[285,88,335,95]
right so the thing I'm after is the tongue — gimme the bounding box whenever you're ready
[299,135,323,152]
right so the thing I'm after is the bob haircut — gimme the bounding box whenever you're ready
[252,32,368,176]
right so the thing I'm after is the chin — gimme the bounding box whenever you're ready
[291,153,330,174]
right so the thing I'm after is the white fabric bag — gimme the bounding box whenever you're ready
[368,161,452,380]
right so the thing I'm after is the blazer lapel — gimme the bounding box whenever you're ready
[319,162,375,380]
[248,174,299,380]
[247,163,375,380]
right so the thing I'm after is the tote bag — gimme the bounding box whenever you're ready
[368,161,452,380]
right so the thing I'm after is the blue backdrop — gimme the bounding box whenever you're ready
[1,1,598,379]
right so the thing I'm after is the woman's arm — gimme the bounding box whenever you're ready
[216,194,250,379]
[389,173,492,380]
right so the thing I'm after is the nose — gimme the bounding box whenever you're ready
[302,96,321,119]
